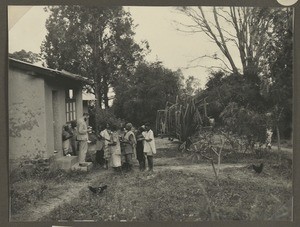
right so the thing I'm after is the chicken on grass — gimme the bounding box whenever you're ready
[252,163,264,174]
[88,185,108,194]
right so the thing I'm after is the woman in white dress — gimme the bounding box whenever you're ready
[100,124,111,169]
[109,125,122,172]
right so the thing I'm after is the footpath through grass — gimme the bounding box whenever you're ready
[41,167,292,221]
[10,138,293,221]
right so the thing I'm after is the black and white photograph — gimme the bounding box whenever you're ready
[8,3,294,222]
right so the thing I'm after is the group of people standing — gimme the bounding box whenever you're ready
[62,113,157,172]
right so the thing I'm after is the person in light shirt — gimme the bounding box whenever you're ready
[109,124,122,172]
[77,113,92,164]
[100,123,111,169]
[142,123,156,172]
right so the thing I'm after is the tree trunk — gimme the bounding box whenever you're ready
[103,75,109,109]
[217,152,221,176]
[94,81,102,130]
[211,159,219,186]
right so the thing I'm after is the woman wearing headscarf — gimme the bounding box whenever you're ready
[109,124,122,172]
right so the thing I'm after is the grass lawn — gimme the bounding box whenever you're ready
[41,166,292,221]
[9,138,293,221]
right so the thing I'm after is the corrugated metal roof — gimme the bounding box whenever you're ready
[9,58,93,85]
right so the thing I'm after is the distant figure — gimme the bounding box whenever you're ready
[136,126,146,171]
[208,118,215,126]
[143,123,156,172]
[266,129,273,149]
[69,120,78,155]
[122,123,136,171]
[160,119,166,137]
[62,124,73,156]
[109,125,122,172]
[77,113,91,164]
[100,123,111,169]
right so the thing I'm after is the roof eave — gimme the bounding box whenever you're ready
[9,58,93,85]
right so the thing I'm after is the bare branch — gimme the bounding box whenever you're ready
[215,8,235,27]
[182,64,232,74]
[189,54,233,72]
[213,7,239,74]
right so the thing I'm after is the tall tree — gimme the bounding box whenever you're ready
[260,8,293,139]
[41,6,148,113]
[113,61,183,126]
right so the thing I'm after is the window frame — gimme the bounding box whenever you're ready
[65,89,77,123]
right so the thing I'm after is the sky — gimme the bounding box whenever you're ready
[8,6,242,88]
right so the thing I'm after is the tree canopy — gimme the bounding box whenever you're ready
[41,6,148,111]
[112,61,183,126]
[9,49,41,63]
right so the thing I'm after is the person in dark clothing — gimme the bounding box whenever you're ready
[62,124,73,156]
[95,125,105,166]
[136,126,146,171]
[69,120,78,155]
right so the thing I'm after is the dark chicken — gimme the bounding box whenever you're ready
[252,163,264,173]
[88,185,108,194]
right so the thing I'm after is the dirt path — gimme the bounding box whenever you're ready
[156,163,246,172]
[10,170,108,221]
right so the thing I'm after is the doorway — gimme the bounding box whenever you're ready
[52,90,60,155]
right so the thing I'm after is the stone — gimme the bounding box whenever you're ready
[56,156,79,170]
[71,162,93,172]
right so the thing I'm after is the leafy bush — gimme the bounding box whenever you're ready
[90,108,124,131]
[220,102,267,150]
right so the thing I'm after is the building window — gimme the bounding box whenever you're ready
[66,89,76,122]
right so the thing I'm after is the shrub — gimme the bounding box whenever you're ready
[220,102,267,150]
[90,108,124,131]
